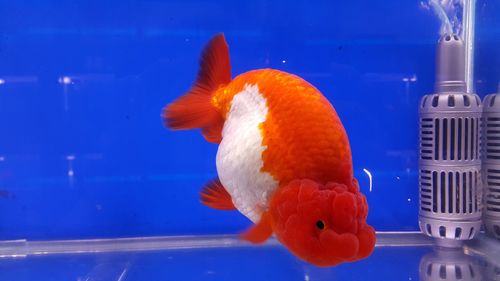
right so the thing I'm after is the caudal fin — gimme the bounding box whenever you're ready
[162,33,230,143]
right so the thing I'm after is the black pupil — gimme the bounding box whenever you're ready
[316,220,325,230]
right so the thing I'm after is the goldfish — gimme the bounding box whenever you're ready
[163,34,376,267]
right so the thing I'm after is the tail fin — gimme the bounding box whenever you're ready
[162,33,230,143]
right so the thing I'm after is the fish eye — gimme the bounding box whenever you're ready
[315,220,325,230]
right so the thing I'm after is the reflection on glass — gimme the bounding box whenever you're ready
[482,259,500,281]
[363,168,373,192]
[77,257,131,281]
[419,247,482,281]
[59,76,72,85]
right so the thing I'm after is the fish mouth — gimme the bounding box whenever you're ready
[319,229,359,259]
[305,225,375,267]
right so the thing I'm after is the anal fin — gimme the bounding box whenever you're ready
[241,211,273,244]
[200,179,236,210]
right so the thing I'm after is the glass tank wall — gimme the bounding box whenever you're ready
[0,0,498,244]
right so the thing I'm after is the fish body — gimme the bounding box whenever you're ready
[164,34,375,266]
[213,69,353,223]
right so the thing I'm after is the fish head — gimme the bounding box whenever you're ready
[269,179,376,267]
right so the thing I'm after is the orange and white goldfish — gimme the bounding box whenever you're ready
[163,34,376,267]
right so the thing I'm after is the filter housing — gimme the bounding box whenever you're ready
[419,93,482,246]
[418,33,483,247]
[482,87,500,240]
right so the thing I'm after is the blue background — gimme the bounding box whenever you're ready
[0,0,498,240]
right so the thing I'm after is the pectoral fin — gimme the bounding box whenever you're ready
[200,179,236,210]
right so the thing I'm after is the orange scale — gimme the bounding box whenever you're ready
[213,68,353,187]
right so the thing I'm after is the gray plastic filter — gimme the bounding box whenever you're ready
[482,85,500,240]
[419,34,482,247]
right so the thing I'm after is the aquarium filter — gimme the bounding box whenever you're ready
[419,33,482,247]
[482,84,500,239]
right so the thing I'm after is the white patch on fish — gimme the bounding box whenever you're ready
[216,84,278,222]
